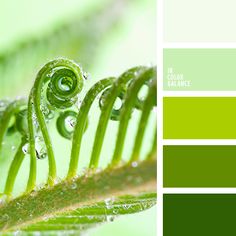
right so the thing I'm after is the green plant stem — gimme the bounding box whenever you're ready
[89,67,146,168]
[32,67,56,186]
[112,68,156,165]
[4,136,27,197]
[0,158,156,232]
[26,96,37,192]
[30,59,83,186]
[130,79,157,162]
[0,99,26,154]
[68,77,115,178]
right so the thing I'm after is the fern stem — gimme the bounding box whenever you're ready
[31,59,83,185]
[0,99,26,154]
[0,159,156,232]
[67,77,115,178]
[111,68,156,166]
[32,70,56,186]
[89,67,146,168]
[130,79,157,162]
[4,136,27,197]
[26,96,37,192]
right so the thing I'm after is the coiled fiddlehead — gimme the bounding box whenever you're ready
[0,58,157,201]
[27,58,84,189]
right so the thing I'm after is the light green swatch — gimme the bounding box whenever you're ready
[164,49,236,91]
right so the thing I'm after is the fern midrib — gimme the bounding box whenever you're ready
[0,158,156,232]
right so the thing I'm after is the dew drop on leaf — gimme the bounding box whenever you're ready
[65,116,77,129]
[123,204,131,210]
[22,143,29,154]
[13,230,21,236]
[104,197,115,209]
[70,182,77,190]
[112,209,118,215]
[131,161,138,168]
[106,215,115,222]
[36,149,47,160]
[0,194,7,205]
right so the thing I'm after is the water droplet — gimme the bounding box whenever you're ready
[22,143,29,154]
[42,216,49,222]
[47,110,55,120]
[76,99,82,109]
[106,215,115,222]
[131,162,138,168]
[13,230,21,236]
[123,204,131,210]
[30,190,37,197]
[65,116,77,128]
[36,149,47,160]
[0,194,7,205]
[55,177,62,184]
[0,101,5,107]
[112,209,118,215]
[70,182,77,190]
[104,197,115,209]
[95,167,103,173]
[83,72,91,80]
[40,105,49,116]
[32,113,39,128]
[16,202,22,209]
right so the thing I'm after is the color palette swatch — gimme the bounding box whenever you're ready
[164,49,236,91]
[164,145,236,187]
[164,97,236,139]
[164,194,236,236]
[162,2,236,235]
[164,0,236,42]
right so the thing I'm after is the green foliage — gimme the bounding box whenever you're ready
[0,58,156,234]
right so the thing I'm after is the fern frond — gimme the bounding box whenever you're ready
[0,58,157,234]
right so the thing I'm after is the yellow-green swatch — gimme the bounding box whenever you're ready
[164,97,236,139]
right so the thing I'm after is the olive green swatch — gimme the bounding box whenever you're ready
[164,49,236,91]
[164,97,236,139]
[164,145,236,187]
[164,194,236,236]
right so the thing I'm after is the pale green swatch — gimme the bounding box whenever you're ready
[164,49,236,91]
[164,0,236,42]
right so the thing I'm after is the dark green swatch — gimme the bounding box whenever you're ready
[164,194,236,236]
[164,145,236,187]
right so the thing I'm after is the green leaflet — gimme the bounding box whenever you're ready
[0,58,157,234]
[22,193,156,235]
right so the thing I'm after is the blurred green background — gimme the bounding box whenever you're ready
[0,0,156,235]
